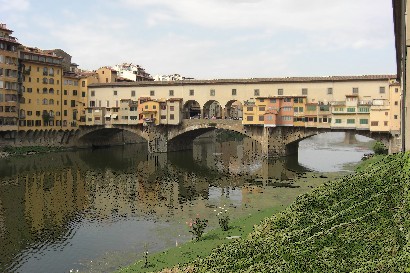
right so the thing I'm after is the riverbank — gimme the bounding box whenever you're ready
[116,171,346,273]
[144,153,408,272]
[0,145,74,158]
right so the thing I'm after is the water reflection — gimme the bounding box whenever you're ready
[0,133,373,273]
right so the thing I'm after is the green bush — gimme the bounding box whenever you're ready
[373,141,388,155]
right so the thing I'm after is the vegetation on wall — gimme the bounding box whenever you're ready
[165,153,410,272]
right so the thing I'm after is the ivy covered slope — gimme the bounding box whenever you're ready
[186,153,410,272]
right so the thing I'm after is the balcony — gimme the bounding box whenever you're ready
[358,100,372,106]
[330,101,346,106]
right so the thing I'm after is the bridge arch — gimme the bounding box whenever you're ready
[167,120,264,152]
[182,100,201,119]
[74,125,149,147]
[224,100,243,120]
[203,100,222,119]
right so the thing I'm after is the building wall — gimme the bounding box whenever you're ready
[0,24,20,130]
[389,82,401,132]
[18,50,63,131]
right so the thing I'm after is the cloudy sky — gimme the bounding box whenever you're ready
[1,0,396,79]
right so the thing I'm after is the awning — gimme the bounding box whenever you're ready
[104,114,111,118]
[111,114,118,119]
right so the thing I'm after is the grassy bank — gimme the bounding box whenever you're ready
[137,153,410,272]
[1,145,68,156]
[116,172,344,273]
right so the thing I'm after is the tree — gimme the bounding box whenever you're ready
[373,141,387,155]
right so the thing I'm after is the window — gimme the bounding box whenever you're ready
[299,107,303,112]
[232,89,237,96]
[170,114,175,120]
[189,89,194,96]
[384,121,388,126]
[210,89,215,96]
[150,90,155,96]
[106,100,110,107]
[71,100,76,107]
[91,91,95,97]
[259,115,264,121]
[73,90,78,96]
[283,98,291,102]
[385,112,388,116]
[359,107,369,113]
[247,116,253,121]
[247,106,253,111]
[347,107,356,112]
[82,81,85,87]
[379,87,385,94]
[153,105,156,109]
[145,105,148,109]
[294,107,298,112]
[307,105,316,111]
[395,88,399,93]
[64,100,67,105]
[170,106,175,111]
[327,88,333,95]
[64,90,68,95]
[27,88,32,93]
[259,106,265,111]
[347,119,355,124]
[270,98,276,103]
[353,87,359,94]
[394,115,398,119]
[254,89,260,96]
[335,119,342,124]
[64,110,67,116]
[113,90,117,96]
[371,121,379,126]
[395,101,398,106]
[169,90,174,96]
[302,88,308,95]
[131,90,136,97]
[278,89,283,95]
[82,92,86,97]
[360,119,368,124]
[161,115,166,119]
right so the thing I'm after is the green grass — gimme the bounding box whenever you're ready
[148,153,410,272]
[117,208,276,273]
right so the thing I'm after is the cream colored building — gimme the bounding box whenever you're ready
[88,76,392,120]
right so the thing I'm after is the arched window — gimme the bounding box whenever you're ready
[49,110,54,117]
[42,98,48,105]
[49,78,54,84]
[49,67,54,76]
[49,88,54,94]
[42,77,48,84]
[43,67,48,76]
[49,99,54,105]
[43,88,48,94]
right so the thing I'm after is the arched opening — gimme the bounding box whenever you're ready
[182,100,201,119]
[203,100,222,119]
[224,100,243,120]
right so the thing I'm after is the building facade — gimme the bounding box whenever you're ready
[0,24,20,130]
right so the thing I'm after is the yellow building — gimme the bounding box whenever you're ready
[78,72,98,126]
[62,72,81,129]
[0,23,20,130]
[139,97,161,125]
[18,47,63,130]
[370,99,390,132]
[389,81,401,133]
[96,67,117,83]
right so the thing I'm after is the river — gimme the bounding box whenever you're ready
[0,132,374,273]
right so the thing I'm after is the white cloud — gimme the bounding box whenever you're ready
[0,0,29,12]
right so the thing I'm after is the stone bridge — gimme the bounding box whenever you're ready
[71,119,398,157]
